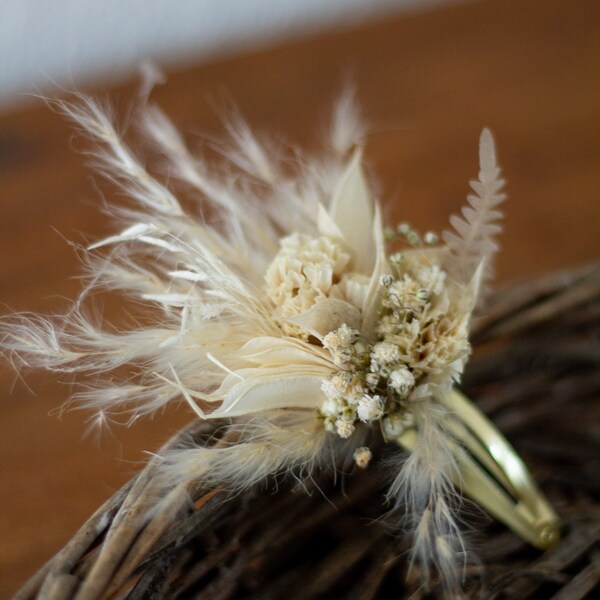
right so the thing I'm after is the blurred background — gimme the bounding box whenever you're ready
[0,0,598,595]
[0,0,455,111]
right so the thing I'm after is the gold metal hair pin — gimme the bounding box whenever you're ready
[392,388,560,550]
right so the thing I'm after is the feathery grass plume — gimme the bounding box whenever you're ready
[0,90,505,593]
[386,400,467,592]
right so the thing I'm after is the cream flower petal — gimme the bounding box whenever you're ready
[240,336,333,368]
[207,372,325,418]
[361,204,390,340]
[285,297,362,340]
[316,203,344,242]
[329,148,375,274]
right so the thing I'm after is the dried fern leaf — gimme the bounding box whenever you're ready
[443,128,506,299]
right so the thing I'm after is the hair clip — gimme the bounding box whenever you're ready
[1,91,560,594]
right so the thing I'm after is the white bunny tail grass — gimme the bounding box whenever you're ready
[156,411,331,499]
[329,82,368,157]
[387,399,467,594]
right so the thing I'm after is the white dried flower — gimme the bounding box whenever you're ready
[371,341,401,370]
[335,372,364,402]
[418,264,446,296]
[320,395,342,418]
[323,323,359,350]
[416,288,430,303]
[380,274,394,287]
[389,366,415,397]
[353,446,372,469]
[357,394,384,423]
[365,371,379,389]
[423,231,439,245]
[335,417,356,439]
[331,346,355,367]
[265,234,351,337]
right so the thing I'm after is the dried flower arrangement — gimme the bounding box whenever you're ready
[1,90,562,597]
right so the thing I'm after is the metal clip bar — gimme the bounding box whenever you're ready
[393,389,560,549]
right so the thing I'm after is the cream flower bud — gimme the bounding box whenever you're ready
[423,231,439,245]
[365,371,379,389]
[353,446,372,469]
[357,394,384,423]
[335,417,355,439]
[322,331,341,351]
[416,288,430,303]
[383,227,396,242]
[321,372,364,407]
[332,346,354,367]
[406,230,421,246]
[389,366,415,397]
[380,274,393,288]
[389,252,404,265]
[323,417,337,433]
[323,323,359,352]
[320,396,342,417]
[370,341,401,374]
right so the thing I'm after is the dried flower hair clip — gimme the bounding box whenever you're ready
[2,91,560,594]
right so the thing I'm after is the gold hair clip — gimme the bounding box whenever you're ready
[391,388,560,550]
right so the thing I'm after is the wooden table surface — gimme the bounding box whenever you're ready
[0,0,598,595]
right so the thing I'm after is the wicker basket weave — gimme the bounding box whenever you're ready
[15,263,600,600]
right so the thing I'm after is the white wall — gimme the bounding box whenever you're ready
[0,0,459,111]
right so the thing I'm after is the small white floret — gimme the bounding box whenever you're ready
[323,323,359,352]
[380,274,393,288]
[388,366,415,397]
[389,252,404,265]
[371,342,401,372]
[335,417,356,438]
[365,371,379,389]
[321,397,342,418]
[423,231,439,245]
[416,288,430,303]
[353,446,372,468]
[382,413,407,438]
[332,346,355,367]
[357,394,384,422]
[320,378,341,401]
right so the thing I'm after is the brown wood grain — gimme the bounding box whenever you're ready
[0,0,598,595]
